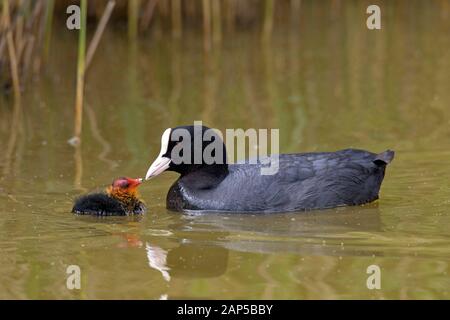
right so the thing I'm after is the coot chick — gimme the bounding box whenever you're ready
[72,177,146,216]
[145,125,394,213]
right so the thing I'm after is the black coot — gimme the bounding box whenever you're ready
[145,125,394,213]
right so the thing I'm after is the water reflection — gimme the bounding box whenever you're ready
[141,207,383,283]
[146,243,170,281]
[1,100,24,179]
[169,206,383,257]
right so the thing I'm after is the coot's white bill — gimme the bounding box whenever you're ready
[145,156,171,180]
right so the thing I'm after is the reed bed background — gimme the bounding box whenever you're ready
[0,0,300,96]
[1,0,448,145]
[1,0,303,144]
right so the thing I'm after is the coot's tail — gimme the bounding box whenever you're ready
[373,150,395,166]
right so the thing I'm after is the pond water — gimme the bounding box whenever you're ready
[0,1,449,299]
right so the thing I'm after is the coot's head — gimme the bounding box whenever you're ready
[145,125,228,180]
[108,177,142,197]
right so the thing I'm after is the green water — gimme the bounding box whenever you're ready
[1,1,449,299]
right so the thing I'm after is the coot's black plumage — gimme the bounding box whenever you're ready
[72,177,146,216]
[145,125,394,213]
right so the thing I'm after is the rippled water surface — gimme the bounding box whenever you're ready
[1,1,449,299]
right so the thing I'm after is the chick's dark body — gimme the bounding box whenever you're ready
[72,192,146,216]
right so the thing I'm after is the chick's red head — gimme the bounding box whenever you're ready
[109,177,142,195]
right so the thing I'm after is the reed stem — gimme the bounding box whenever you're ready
[262,0,275,41]
[290,0,301,26]
[128,0,140,41]
[85,0,116,72]
[4,0,21,104]
[212,0,222,43]
[7,32,21,103]
[43,0,54,60]
[73,0,87,144]
[140,0,159,31]
[225,0,236,33]
[171,0,182,38]
[202,0,211,52]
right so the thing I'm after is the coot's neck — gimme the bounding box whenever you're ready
[180,163,229,189]
[178,139,229,186]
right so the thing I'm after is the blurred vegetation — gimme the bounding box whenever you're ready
[0,0,299,95]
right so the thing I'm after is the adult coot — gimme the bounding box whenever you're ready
[145,125,394,213]
[72,177,146,216]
